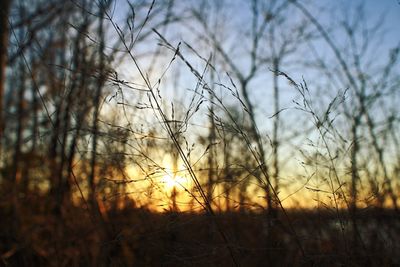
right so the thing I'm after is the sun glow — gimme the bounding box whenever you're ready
[161,173,188,191]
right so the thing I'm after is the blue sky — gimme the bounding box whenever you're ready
[96,0,400,208]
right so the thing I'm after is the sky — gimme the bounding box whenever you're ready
[102,0,400,210]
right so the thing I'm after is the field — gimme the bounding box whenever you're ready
[1,194,399,266]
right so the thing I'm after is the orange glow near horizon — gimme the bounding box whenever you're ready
[117,158,399,213]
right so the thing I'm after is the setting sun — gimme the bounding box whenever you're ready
[161,173,188,191]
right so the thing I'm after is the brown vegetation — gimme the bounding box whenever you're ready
[1,0,399,266]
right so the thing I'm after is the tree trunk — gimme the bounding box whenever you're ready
[0,0,12,152]
[207,71,216,206]
[350,115,360,247]
[272,58,280,196]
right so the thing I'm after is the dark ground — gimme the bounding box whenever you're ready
[1,194,399,266]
